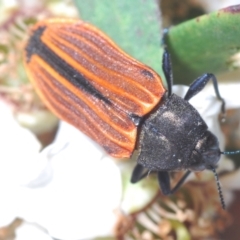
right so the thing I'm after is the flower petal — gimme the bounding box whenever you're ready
[17,122,122,239]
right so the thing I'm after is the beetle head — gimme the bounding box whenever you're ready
[189,131,220,171]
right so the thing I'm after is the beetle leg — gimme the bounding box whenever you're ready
[158,170,191,195]
[131,164,150,183]
[162,49,173,97]
[161,29,173,97]
[184,73,225,114]
[157,171,171,195]
[170,170,192,194]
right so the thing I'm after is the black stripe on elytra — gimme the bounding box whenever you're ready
[25,26,111,105]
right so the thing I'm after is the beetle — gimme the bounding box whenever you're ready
[24,18,237,209]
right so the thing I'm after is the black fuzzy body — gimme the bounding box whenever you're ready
[137,93,208,171]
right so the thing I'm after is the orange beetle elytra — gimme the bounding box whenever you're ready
[24,18,166,158]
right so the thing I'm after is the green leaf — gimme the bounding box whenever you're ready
[74,0,164,77]
[171,220,191,240]
[166,4,240,84]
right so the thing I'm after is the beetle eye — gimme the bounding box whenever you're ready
[188,131,220,171]
[189,150,206,171]
[198,131,221,169]
[201,132,221,168]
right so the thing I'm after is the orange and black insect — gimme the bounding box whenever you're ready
[24,18,240,209]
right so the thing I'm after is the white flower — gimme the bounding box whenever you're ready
[15,222,52,240]
[16,122,122,240]
[0,101,41,227]
[1,80,240,239]
[0,99,123,239]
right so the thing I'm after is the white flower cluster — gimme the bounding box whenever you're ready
[0,82,240,239]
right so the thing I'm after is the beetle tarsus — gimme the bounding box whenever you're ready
[184,73,226,115]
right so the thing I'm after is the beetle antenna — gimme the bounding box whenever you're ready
[221,150,240,155]
[211,167,225,209]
